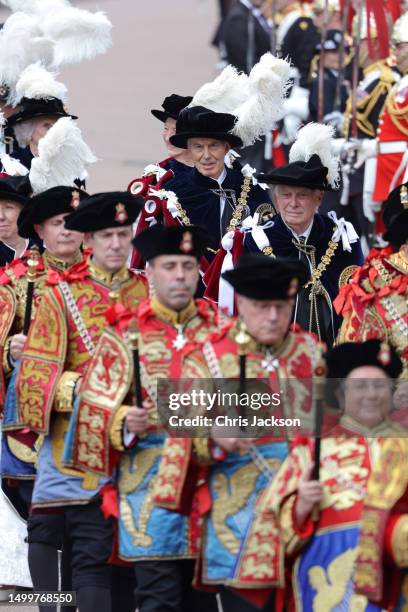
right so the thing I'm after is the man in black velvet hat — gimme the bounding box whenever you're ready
[244,137,364,347]
[7,97,77,170]
[132,105,273,278]
[62,223,219,612]
[14,191,148,612]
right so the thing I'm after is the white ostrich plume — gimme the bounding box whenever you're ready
[10,63,67,106]
[191,65,249,113]
[190,53,291,147]
[232,53,291,146]
[289,122,340,189]
[42,7,112,67]
[29,117,97,194]
[0,12,54,94]
[0,0,69,11]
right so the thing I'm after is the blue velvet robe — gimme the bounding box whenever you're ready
[245,213,364,345]
[164,165,272,254]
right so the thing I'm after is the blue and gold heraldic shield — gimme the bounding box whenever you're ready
[118,432,193,561]
[1,363,36,478]
[203,440,288,584]
[293,526,391,611]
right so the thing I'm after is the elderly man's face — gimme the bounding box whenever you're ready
[147,255,199,311]
[339,366,393,429]
[274,185,322,235]
[163,117,183,157]
[236,295,294,345]
[188,137,230,179]
[35,213,83,261]
[31,116,59,149]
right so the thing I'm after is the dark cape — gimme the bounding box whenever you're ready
[244,213,364,346]
[164,165,273,255]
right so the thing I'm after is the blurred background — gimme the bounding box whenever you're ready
[0,0,219,191]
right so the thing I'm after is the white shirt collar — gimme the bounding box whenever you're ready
[287,219,314,242]
[215,167,227,187]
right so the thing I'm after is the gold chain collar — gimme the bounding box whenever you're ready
[171,174,252,231]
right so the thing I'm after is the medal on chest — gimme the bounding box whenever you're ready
[172,324,188,351]
[261,348,279,373]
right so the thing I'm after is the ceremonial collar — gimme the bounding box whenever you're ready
[150,296,197,325]
[43,249,82,272]
[88,258,129,286]
[339,414,403,437]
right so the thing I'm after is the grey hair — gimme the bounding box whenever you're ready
[13,119,36,148]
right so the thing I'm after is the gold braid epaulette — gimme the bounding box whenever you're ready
[344,61,397,138]
[386,83,408,137]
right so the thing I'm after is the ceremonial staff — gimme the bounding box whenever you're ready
[311,358,327,480]
[350,0,364,139]
[23,245,40,335]
[129,319,143,408]
[236,320,251,399]
[333,0,351,112]
[317,0,329,123]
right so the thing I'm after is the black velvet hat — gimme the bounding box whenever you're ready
[222,253,310,300]
[0,174,31,206]
[382,182,408,248]
[324,340,402,409]
[132,224,208,261]
[64,191,144,233]
[151,94,193,123]
[169,106,243,149]
[7,97,77,127]
[18,187,89,239]
[257,154,336,191]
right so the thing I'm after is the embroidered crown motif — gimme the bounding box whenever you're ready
[70,190,81,209]
[377,342,391,366]
[179,231,193,253]
[115,202,128,224]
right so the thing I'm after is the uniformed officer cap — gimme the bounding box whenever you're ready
[132,224,208,261]
[64,191,144,233]
[18,186,89,239]
[222,253,310,300]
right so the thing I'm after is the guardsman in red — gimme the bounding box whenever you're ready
[154,253,326,612]
[0,186,87,518]
[250,340,404,611]
[372,12,408,233]
[63,224,220,612]
[335,182,408,378]
[15,192,147,612]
